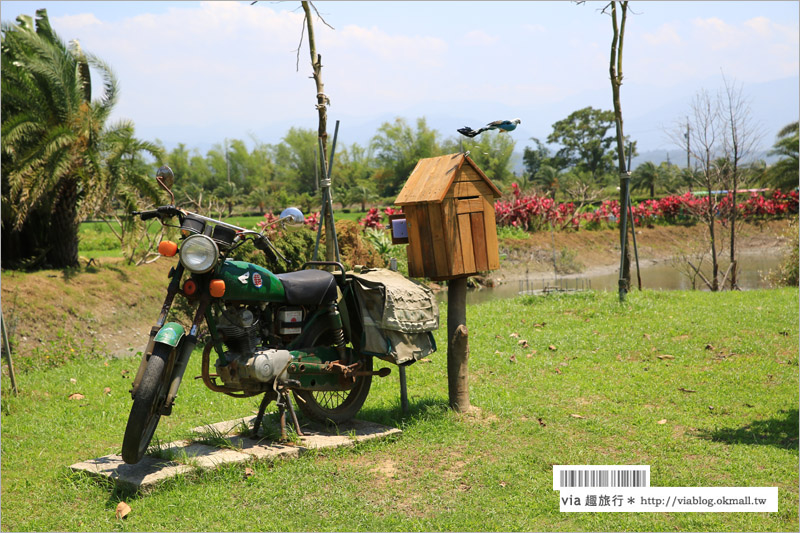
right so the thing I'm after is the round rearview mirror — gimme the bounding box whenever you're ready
[156,165,174,190]
[280,207,305,232]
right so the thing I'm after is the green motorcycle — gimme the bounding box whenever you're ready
[121,166,416,464]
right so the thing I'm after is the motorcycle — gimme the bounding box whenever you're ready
[121,165,428,464]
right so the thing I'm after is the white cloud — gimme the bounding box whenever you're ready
[642,23,681,46]
[459,29,498,46]
[52,12,102,29]
[522,23,546,35]
[744,16,772,37]
[331,24,447,67]
[692,17,742,51]
[29,1,794,149]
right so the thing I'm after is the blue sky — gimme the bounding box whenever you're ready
[2,1,798,158]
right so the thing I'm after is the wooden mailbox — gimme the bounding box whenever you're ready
[394,153,502,281]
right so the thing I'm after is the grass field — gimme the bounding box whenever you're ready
[1,288,797,531]
[78,210,371,259]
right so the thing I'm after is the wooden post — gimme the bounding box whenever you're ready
[301,1,335,263]
[1,310,19,396]
[447,276,470,412]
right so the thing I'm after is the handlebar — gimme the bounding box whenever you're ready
[132,205,184,221]
[132,205,290,264]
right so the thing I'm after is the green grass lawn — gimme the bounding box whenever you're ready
[1,288,797,531]
[78,210,372,258]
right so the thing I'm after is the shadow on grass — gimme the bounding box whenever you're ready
[696,409,799,450]
[357,396,450,428]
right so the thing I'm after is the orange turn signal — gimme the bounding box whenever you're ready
[158,240,178,257]
[209,279,226,298]
[183,279,197,296]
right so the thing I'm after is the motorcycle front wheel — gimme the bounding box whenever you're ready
[121,343,170,464]
[293,357,372,424]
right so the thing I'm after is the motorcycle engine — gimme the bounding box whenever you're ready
[214,304,296,388]
[217,305,261,358]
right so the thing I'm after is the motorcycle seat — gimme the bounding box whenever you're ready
[276,269,338,306]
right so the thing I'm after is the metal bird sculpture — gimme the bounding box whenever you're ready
[458,118,521,138]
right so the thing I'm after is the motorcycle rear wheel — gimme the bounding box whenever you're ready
[121,344,170,464]
[293,357,372,424]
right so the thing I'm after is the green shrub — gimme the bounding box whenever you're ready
[231,228,324,274]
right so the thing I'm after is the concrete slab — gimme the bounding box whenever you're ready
[69,455,194,493]
[71,417,400,493]
[163,442,252,469]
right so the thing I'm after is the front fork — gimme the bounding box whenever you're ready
[161,292,209,415]
[131,264,185,398]
[130,264,210,415]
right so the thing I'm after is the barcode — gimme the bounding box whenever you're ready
[554,466,650,490]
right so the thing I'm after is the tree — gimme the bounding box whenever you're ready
[1,9,145,268]
[530,165,562,199]
[445,129,516,186]
[371,117,442,197]
[766,121,799,191]
[299,1,336,263]
[522,138,552,180]
[719,76,762,289]
[332,142,375,208]
[547,107,617,185]
[672,89,724,291]
[630,161,660,198]
[272,127,318,195]
[604,0,632,297]
[99,123,165,265]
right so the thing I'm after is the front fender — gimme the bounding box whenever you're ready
[154,322,185,348]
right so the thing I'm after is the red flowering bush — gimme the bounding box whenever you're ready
[495,183,580,231]
[359,207,384,231]
[304,211,320,232]
[495,184,798,234]
[258,211,321,235]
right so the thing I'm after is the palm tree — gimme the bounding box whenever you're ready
[2,9,120,267]
[767,122,799,191]
[530,165,561,199]
[631,161,659,198]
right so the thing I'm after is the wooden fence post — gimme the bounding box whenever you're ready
[447,276,470,412]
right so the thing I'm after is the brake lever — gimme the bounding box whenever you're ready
[255,234,290,266]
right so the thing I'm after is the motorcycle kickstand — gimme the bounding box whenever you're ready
[251,392,272,439]
[277,402,288,442]
[276,390,304,442]
[282,390,304,438]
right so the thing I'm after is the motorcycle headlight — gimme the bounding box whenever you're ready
[179,234,219,273]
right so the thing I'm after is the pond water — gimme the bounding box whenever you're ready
[449,252,785,306]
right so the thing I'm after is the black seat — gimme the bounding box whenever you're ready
[276,269,338,306]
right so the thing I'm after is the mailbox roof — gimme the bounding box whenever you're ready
[394,152,502,205]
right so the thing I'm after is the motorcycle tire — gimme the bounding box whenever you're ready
[293,357,373,424]
[121,343,170,464]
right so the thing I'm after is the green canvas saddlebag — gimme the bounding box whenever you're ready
[350,268,439,365]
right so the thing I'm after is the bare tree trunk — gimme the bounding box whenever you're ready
[301,1,335,263]
[608,1,631,296]
[703,142,720,292]
[447,277,470,412]
[721,76,761,290]
[674,90,722,291]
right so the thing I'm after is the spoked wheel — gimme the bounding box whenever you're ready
[293,357,372,424]
[121,343,171,464]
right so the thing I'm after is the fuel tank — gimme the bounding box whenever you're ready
[216,260,286,302]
